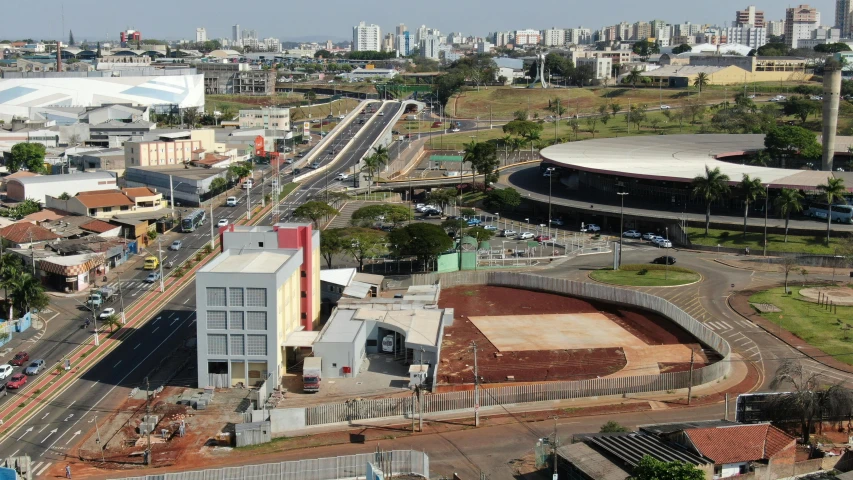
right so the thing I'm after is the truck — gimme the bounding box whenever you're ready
[87,286,117,308]
[302,357,322,393]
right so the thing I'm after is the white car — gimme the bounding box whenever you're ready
[622,230,641,238]
[651,236,666,245]
[0,364,13,380]
[415,203,426,210]
[518,232,535,240]
[335,173,351,181]
[642,232,657,240]
[659,105,671,110]
[217,219,229,227]
[99,307,116,320]
[583,224,601,232]
[502,229,517,237]
[658,239,673,248]
[225,196,238,207]
[483,225,498,231]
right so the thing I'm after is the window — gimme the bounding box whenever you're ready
[229,288,244,307]
[229,311,244,330]
[230,335,245,355]
[246,288,266,307]
[247,311,267,330]
[207,311,227,329]
[246,335,267,355]
[208,334,227,355]
[207,287,226,306]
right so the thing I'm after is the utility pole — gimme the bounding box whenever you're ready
[157,236,164,293]
[209,197,215,250]
[95,416,105,462]
[687,348,695,405]
[145,376,151,465]
[472,341,479,427]
[552,415,559,479]
[29,231,36,275]
[246,184,252,221]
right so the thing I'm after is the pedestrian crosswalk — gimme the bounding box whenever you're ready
[31,461,52,477]
[704,318,758,332]
[103,281,154,291]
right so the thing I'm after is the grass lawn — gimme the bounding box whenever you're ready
[590,264,700,287]
[686,227,848,255]
[749,286,853,365]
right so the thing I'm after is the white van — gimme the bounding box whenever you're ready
[225,196,238,207]
[242,179,253,189]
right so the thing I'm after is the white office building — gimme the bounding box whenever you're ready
[352,21,381,52]
[566,28,593,45]
[420,34,442,60]
[720,26,768,48]
[196,28,207,43]
[238,107,290,131]
[576,57,612,81]
[542,28,566,46]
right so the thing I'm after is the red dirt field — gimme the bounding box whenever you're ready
[438,285,713,385]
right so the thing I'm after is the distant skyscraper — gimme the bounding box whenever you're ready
[396,31,413,56]
[232,24,241,43]
[735,6,766,28]
[542,28,566,46]
[352,21,381,51]
[837,0,853,37]
[785,4,821,48]
[196,28,207,43]
[419,34,441,60]
[766,20,786,37]
[395,24,407,36]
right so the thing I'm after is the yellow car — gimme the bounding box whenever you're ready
[143,256,159,270]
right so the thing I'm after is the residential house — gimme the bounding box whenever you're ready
[45,187,164,219]
[0,222,60,248]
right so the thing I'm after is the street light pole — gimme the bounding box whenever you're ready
[763,184,769,257]
[617,192,628,269]
[546,167,555,239]
[157,236,164,293]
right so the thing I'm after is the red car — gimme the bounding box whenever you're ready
[10,352,29,366]
[6,373,26,389]
[535,235,552,242]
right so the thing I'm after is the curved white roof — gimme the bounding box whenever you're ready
[540,134,850,191]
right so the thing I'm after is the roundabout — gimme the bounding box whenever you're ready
[589,264,702,287]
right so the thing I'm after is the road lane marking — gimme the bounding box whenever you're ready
[152,327,159,333]
[37,424,48,434]
[134,344,140,350]
[183,298,191,304]
[41,412,49,420]
[114,361,122,368]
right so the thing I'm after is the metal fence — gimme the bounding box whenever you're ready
[297,272,731,427]
[112,449,428,480]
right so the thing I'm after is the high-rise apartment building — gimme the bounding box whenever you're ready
[396,24,407,36]
[493,31,512,46]
[632,22,652,40]
[420,34,441,60]
[766,20,786,37]
[232,25,241,43]
[735,6,766,27]
[196,223,321,389]
[382,33,395,52]
[514,29,541,46]
[352,21,381,52]
[837,0,853,37]
[785,4,821,48]
[566,27,592,45]
[720,26,768,48]
[542,28,566,46]
[196,28,207,43]
[396,31,413,56]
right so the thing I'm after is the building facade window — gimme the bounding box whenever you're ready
[246,334,267,355]
[246,288,266,307]
[246,311,267,330]
[229,287,244,307]
[229,311,244,330]
[230,335,245,355]
[208,334,227,355]
[207,311,227,329]
[207,287,226,306]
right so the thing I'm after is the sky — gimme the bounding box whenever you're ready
[3,0,838,42]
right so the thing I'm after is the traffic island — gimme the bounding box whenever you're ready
[589,264,701,287]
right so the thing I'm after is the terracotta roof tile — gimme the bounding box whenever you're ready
[121,187,158,198]
[0,222,61,244]
[80,219,119,234]
[75,192,134,209]
[685,425,795,465]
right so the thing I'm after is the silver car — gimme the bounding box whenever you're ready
[24,359,45,376]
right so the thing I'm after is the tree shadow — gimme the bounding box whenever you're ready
[603,88,630,98]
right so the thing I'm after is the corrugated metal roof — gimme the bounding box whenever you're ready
[576,433,712,467]
[557,443,631,480]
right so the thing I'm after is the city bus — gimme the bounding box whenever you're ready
[807,202,853,224]
[181,209,207,232]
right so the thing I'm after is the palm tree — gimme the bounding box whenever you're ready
[692,166,731,236]
[774,188,804,242]
[817,177,847,243]
[739,174,765,236]
[102,313,122,333]
[501,135,513,164]
[693,73,710,99]
[361,153,383,195]
[463,140,479,191]
[8,272,48,319]
[626,68,642,88]
[372,144,390,166]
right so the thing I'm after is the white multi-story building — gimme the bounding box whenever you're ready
[382,33,395,52]
[720,26,768,48]
[576,57,612,81]
[262,37,281,52]
[514,29,541,46]
[238,107,290,131]
[447,32,465,45]
[542,28,566,46]
[353,21,381,51]
[566,28,592,45]
[656,26,673,43]
[420,34,442,60]
[396,31,414,56]
[477,41,494,54]
[196,28,207,43]
[766,20,786,37]
[785,4,821,48]
[232,24,241,43]
[195,224,321,389]
[494,31,512,47]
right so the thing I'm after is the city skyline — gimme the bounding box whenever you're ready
[1,0,837,41]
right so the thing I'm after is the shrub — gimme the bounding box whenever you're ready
[637,268,649,275]
[619,264,695,274]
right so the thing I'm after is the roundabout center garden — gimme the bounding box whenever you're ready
[589,264,701,287]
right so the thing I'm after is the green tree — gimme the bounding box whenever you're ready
[739,174,765,236]
[625,68,643,88]
[314,49,332,59]
[599,421,629,433]
[764,125,821,167]
[671,44,692,54]
[8,272,49,318]
[320,228,346,269]
[566,119,581,139]
[101,313,122,333]
[632,455,705,480]
[631,39,660,59]
[58,192,71,200]
[388,223,454,268]
[466,226,494,243]
[340,227,387,271]
[775,188,804,242]
[441,218,468,234]
[351,204,412,227]
[814,43,851,53]
[292,201,339,228]
[584,115,600,138]
[683,99,706,124]
[693,72,710,98]
[484,187,522,215]
[361,153,386,195]
[68,30,75,46]
[8,143,47,173]
[627,106,647,131]
[609,103,622,117]
[756,42,789,56]
[817,177,847,243]
[210,177,227,195]
[467,141,500,187]
[502,120,544,143]
[782,96,820,125]
[428,188,457,213]
[692,166,731,236]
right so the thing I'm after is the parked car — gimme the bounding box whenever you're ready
[24,359,45,376]
[622,230,641,238]
[0,364,13,380]
[550,218,564,226]
[642,232,657,240]
[583,224,601,232]
[518,232,535,240]
[658,239,673,248]
[145,272,161,283]
[652,256,677,265]
[484,225,498,231]
[225,196,238,207]
[502,229,517,237]
[99,308,116,320]
[10,352,29,366]
[217,219,229,227]
[467,218,482,226]
[651,236,665,245]
[169,240,182,251]
[535,235,552,242]
[6,373,26,389]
